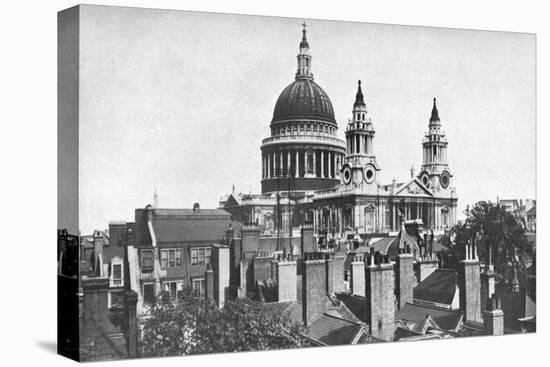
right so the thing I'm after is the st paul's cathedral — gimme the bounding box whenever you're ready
[220,25,458,248]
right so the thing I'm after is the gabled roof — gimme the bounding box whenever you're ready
[414,269,457,305]
[396,302,463,331]
[394,326,422,341]
[411,314,440,334]
[394,178,433,197]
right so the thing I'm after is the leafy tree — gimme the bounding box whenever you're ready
[441,201,534,295]
[142,290,310,357]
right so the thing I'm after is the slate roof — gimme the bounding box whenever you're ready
[151,210,234,244]
[395,302,463,331]
[334,293,369,323]
[305,314,364,346]
[414,269,457,305]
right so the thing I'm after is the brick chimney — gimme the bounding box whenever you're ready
[301,223,315,255]
[92,230,104,276]
[277,254,297,302]
[124,289,138,358]
[302,252,330,325]
[459,240,482,323]
[396,244,414,310]
[366,250,395,341]
[212,245,230,308]
[414,255,439,284]
[241,223,260,255]
[81,277,110,323]
[350,255,365,296]
[483,294,504,336]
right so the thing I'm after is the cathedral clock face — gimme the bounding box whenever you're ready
[342,166,352,184]
[364,165,375,184]
[440,171,450,189]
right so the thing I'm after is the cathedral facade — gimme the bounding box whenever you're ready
[221,25,458,243]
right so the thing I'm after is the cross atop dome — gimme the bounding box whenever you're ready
[296,22,313,80]
[299,22,310,51]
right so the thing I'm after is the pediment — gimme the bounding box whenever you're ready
[223,193,242,208]
[394,178,433,197]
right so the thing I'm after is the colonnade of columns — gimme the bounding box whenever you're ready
[346,133,374,155]
[310,200,458,236]
[423,143,448,164]
[262,148,343,179]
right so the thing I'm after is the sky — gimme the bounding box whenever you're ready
[77,5,536,234]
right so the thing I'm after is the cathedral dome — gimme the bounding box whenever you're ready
[272,78,336,124]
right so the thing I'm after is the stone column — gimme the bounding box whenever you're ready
[313,151,317,177]
[266,154,271,178]
[287,150,291,175]
[295,150,299,177]
[321,151,325,178]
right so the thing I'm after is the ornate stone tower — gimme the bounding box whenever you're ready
[340,81,380,192]
[260,24,346,194]
[418,98,453,191]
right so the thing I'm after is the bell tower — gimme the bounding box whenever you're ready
[418,98,452,191]
[341,81,380,191]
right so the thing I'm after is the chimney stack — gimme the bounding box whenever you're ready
[124,289,139,358]
[241,222,260,255]
[366,251,395,341]
[277,258,297,302]
[332,252,347,293]
[459,240,482,323]
[211,245,230,308]
[350,255,365,296]
[483,294,504,336]
[301,223,315,255]
[396,244,414,309]
[302,252,330,325]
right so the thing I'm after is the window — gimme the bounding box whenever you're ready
[143,283,155,305]
[140,250,153,272]
[192,278,205,297]
[162,281,182,300]
[112,264,122,286]
[191,247,212,265]
[160,248,182,270]
[306,152,314,175]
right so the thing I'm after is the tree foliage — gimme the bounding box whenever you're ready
[142,291,309,357]
[441,201,535,296]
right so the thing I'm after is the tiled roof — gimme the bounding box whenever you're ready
[305,314,364,346]
[395,302,463,331]
[414,269,457,305]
